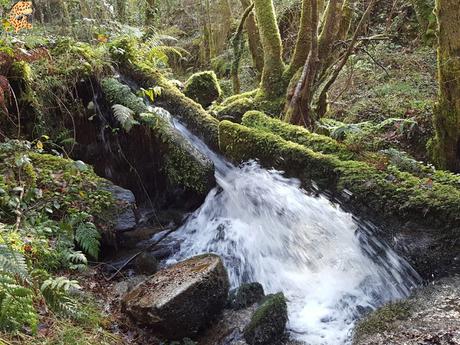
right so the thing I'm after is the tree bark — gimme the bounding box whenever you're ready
[253,0,285,98]
[284,0,319,127]
[431,0,460,171]
[285,0,312,78]
[240,0,264,73]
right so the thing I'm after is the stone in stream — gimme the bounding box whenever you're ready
[121,253,230,340]
[243,293,288,345]
[134,251,159,275]
[228,282,265,310]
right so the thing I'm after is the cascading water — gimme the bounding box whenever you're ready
[152,107,421,344]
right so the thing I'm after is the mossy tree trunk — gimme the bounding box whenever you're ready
[240,0,264,74]
[411,0,436,43]
[431,0,460,171]
[253,0,285,98]
[284,0,312,79]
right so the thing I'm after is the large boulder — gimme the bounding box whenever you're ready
[122,253,230,340]
[243,293,288,345]
[184,71,222,108]
[353,275,460,345]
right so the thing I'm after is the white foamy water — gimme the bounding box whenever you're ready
[157,115,421,344]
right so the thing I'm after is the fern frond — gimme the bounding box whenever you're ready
[0,245,29,283]
[74,222,100,259]
[112,104,137,132]
[40,277,81,317]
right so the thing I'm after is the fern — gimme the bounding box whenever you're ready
[74,221,100,259]
[41,277,80,317]
[112,104,137,132]
[0,244,29,283]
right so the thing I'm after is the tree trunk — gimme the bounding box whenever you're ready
[253,0,285,98]
[431,0,460,171]
[285,0,312,78]
[411,0,436,43]
[240,0,264,74]
[284,0,319,126]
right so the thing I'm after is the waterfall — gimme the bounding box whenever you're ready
[153,109,421,344]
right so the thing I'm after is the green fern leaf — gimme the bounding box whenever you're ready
[74,222,100,259]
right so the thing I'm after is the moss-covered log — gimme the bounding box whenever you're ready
[140,113,215,195]
[430,0,460,172]
[113,49,219,149]
[101,77,215,195]
[218,120,460,227]
[242,111,353,159]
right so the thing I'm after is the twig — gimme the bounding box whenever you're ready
[105,227,175,281]
[360,46,390,77]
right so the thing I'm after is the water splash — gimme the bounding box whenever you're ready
[152,109,421,344]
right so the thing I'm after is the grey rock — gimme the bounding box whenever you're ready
[353,275,460,345]
[105,184,137,232]
[122,253,230,340]
[134,251,159,275]
[228,283,265,310]
[243,293,288,345]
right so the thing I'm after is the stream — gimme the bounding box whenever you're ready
[151,113,421,344]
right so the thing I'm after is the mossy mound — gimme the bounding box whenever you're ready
[218,121,460,227]
[243,292,288,345]
[227,282,265,310]
[184,71,222,108]
[216,97,255,123]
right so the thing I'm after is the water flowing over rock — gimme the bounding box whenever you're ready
[121,253,229,340]
[165,119,421,344]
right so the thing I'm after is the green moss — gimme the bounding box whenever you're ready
[353,301,412,343]
[183,71,222,108]
[117,60,219,149]
[243,292,287,345]
[242,111,354,159]
[218,121,460,226]
[216,98,255,123]
[100,78,147,115]
[220,89,258,107]
[140,113,215,194]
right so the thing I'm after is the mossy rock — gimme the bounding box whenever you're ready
[243,292,288,345]
[353,301,412,343]
[228,282,265,310]
[184,71,222,108]
[216,98,255,123]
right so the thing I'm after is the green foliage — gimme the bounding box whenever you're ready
[0,140,116,335]
[111,104,138,132]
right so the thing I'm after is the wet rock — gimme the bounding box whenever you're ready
[228,283,265,310]
[113,275,147,297]
[104,184,137,232]
[121,253,230,339]
[353,275,460,345]
[243,293,288,345]
[134,251,159,275]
